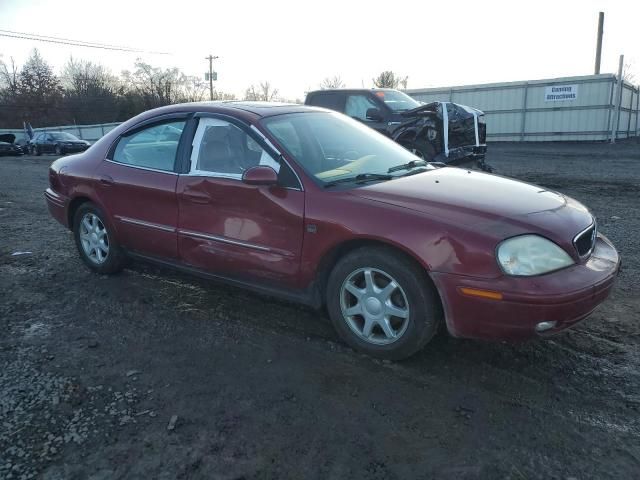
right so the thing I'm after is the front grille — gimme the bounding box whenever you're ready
[574,223,596,257]
[477,116,487,144]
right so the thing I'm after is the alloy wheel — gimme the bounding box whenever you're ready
[79,212,109,264]
[340,267,410,345]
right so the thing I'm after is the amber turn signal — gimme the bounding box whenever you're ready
[459,287,504,301]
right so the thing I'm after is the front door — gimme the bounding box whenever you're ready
[176,116,305,288]
[94,118,188,259]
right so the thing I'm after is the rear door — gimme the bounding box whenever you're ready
[94,115,190,259]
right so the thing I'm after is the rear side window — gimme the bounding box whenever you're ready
[307,92,344,112]
[112,121,186,172]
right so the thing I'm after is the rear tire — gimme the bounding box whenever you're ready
[55,145,63,156]
[73,202,127,274]
[326,247,441,360]
[401,139,436,161]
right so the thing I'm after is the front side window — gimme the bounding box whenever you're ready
[344,95,379,121]
[189,118,280,179]
[262,112,432,185]
[112,120,185,172]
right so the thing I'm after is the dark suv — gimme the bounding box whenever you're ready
[305,88,488,169]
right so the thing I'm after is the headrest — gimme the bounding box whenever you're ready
[202,126,229,142]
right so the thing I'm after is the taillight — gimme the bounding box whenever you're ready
[49,168,61,191]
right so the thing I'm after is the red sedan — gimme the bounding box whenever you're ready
[45,102,620,360]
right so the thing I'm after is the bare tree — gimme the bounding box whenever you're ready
[61,57,121,123]
[244,81,279,101]
[372,71,407,89]
[121,60,187,108]
[0,56,19,93]
[320,75,345,89]
[181,76,209,102]
[623,62,635,84]
[210,89,237,101]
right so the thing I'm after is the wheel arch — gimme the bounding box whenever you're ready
[313,237,443,311]
[67,195,106,230]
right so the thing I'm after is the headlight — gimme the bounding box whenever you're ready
[497,235,574,276]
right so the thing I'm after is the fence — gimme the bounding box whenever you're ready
[406,74,639,142]
[0,122,121,143]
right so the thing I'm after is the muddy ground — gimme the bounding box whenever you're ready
[1,141,639,480]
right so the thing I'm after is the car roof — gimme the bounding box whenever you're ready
[306,88,400,96]
[162,101,320,118]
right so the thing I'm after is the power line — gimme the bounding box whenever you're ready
[0,29,170,55]
[0,28,150,51]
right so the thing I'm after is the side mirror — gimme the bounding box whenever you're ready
[366,108,383,122]
[242,165,278,186]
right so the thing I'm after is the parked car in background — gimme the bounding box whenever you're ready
[44,102,619,360]
[305,88,490,170]
[0,134,24,156]
[29,132,90,156]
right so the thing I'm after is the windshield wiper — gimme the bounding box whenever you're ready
[324,173,393,188]
[387,159,428,173]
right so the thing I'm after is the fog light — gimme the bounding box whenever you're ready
[535,321,557,333]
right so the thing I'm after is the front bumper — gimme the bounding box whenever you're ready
[435,145,487,168]
[0,147,22,156]
[430,234,620,341]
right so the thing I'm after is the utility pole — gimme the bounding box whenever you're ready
[594,12,604,74]
[205,54,219,100]
[611,54,624,143]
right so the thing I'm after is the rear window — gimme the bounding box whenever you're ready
[306,92,344,112]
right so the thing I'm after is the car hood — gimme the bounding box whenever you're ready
[400,102,484,118]
[349,167,593,244]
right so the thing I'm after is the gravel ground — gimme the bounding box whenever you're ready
[1,141,639,479]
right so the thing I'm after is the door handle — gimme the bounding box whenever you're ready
[98,175,115,186]
[182,190,211,204]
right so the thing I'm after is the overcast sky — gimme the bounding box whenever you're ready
[0,0,638,100]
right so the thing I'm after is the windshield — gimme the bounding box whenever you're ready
[51,132,80,141]
[373,90,421,112]
[261,111,432,185]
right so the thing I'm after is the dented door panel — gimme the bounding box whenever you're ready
[176,175,305,287]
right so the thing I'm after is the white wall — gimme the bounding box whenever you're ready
[406,74,639,142]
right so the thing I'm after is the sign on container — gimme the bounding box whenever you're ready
[545,85,578,102]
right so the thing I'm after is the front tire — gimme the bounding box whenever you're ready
[73,203,126,274]
[33,146,41,156]
[326,247,442,360]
